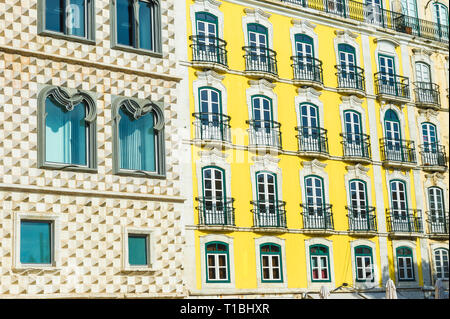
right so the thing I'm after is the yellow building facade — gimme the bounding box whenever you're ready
[182,0,449,298]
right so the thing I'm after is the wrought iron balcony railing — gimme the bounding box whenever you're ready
[295,126,329,155]
[419,143,448,169]
[300,204,334,230]
[374,72,410,100]
[247,119,282,149]
[291,55,324,85]
[279,0,449,43]
[346,206,377,232]
[380,138,416,165]
[251,200,287,228]
[243,46,278,76]
[193,112,231,143]
[196,197,236,226]
[190,35,228,67]
[386,209,423,233]
[426,211,449,235]
[414,82,441,108]
[341,132,371,159]
[335,65,366,92]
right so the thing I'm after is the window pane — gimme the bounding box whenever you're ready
[46,0,65,33]
[119,108,156,172]
[117,0,134,46]
[67,0,86,37]
[128,235,148,266]
[139,1,153,50]
[20,221,52,264]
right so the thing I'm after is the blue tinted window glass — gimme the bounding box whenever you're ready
[20,221,52,264]
[46,0,65,32]
[67,0,86,37]
[128,235,148,265]
[139,1,153,50]
[117,0,134,46]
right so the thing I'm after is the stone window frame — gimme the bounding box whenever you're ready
[304,237,336,290]
[392,240,420,287]
[122,227,157,272]
[110,0,163,57]
[111,96,166,178]
[37,85,98,173]
[37,0,97,45]
[254,236,288,289]
[349,239,379,289]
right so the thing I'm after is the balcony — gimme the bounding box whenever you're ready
[419,143,448,172]
[374,72,410,103]
[251,200,287,232]
[193,112,231,147]
[341,132,371,164]
[243,46,279,81]
[300,204,335,234]
[189,35,228,72]
[380,138,417,169]
[247,119,282,152]
[426,211,449,239]
[279,0,449,43]
[346,206,377,235]
[335,65,366,97]
[295,126,329,159]
[196,197,236,230]
[291,56,324,89]
[414,82,441,110]
[386,209,423,237]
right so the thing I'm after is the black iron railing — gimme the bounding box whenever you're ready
[190,35,228,66]
[193,112,231,143]
[300,204,334,230]
[243,46,278,76]
[419,143,448,168]
[335,65,366,92]
[196,197,236,226]
[341,132,371,159]
[386,209,423,233]
[346,206,377,232]
[247,119,282,149]
[414,82,441,107]
[251,200,287,228]
[278,0,449,43]
[295,126,329,155]
[374,72,410,99]
[426,211,449,235]
[380,138,416,164]
[291,56,324,85]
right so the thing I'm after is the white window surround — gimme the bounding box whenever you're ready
[339,95,368,135]
[13,212,61,270]
[430,243,450,283]
[411,48,435,83]
[190,0,224,39]
[193,70,228,115]
[350,239,379,289]
[392,240,420,287]
[379,104,407,138]
[423,173,449,213]
[333,30,362,67]
[249,155,283,204]
[344,164,373,208]
[195,149,232,201]
[299,160,330,205]
[373,38,400,74]
[246,79,278,122]
[122,227,157,272]
[290,19,319,59]
[199,234,235,289]
[416,109,441,145]
[385,170,414,212]
[254,236,288,288]
[304,237,336,290]
[242,8,273,48]
[295,87,324,128]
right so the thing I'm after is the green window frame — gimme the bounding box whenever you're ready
[20,220,53,265]
[260,243,283,283]
[310,244,331,282]
[354,245,374,282]
[205,241,230,283]
[396,246,415,281]
[195,11,219,37]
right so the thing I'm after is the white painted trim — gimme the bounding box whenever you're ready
[190,0,225,39]
[242,8,273,48]
[339,95,367,135]
[299,160,329,205]
[294,87,324,128]
[289,18,319,59]
[304,237,336,290]
[392,240,420,288]
[349,239,380,289]
[246,79,278,122]
[254,236,288,288]
[193,70,228,115]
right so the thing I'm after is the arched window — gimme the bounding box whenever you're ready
[38,86,97,170]
[433,2,449,27]
[260,243,283,282]
[197,87,224,140]
[383,109,403,161]
[205,241,230,282]
[396,246,415,281]
[310,244,330,282]
[354,245,374,282]
[434,248,449,280]
[113,98,165,176]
